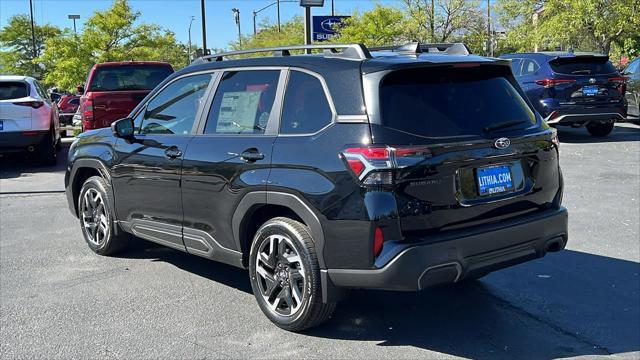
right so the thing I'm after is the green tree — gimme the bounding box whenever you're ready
[496,0,640,55]
[403,0,485,44]
[38,0,188,91]
[0,14,61,77]
[231,16,304,52]
[335,5,407,46]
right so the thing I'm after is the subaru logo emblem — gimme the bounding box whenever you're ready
[494,137,511,149]
[589,78,597,84]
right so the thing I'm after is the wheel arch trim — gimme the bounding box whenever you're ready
[67,158,113,217]
[232,191,327,269]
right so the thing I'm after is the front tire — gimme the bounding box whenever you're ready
[78,176,127,255]
[249,217,336,331]
[586,121,614,137]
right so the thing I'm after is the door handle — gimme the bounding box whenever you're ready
[164,147,183,159]
[240,148,264,162]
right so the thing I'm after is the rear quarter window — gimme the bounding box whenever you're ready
[0,82,29,100]
[380,66,536,138]
[549,57,617,75]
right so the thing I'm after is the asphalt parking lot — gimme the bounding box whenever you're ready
[1,124,639,359]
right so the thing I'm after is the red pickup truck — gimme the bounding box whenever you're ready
[78,61,174,131]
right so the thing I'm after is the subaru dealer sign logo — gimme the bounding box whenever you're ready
[494,137,511,149]
[312,15,350,42]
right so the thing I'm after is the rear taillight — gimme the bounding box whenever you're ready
[341,145,433,186]
[535,78,577,87]
[13,101,44,109]
[608,76,627,94]
[373,227,384,257]
[81,96,94,122]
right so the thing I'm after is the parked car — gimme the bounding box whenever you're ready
[65,43,568,331]
[622,57,639,123]
[0,75,60,164]
[57,94,80,125]
[78,61,174,131]
[500,52,627,136]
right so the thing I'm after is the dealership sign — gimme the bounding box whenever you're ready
[312,16,350,42]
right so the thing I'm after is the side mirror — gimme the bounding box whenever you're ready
[76,84,85,94]
[111,118,135,138]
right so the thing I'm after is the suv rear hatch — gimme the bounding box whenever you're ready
[544,55,625,106]
[82,63,173,129]
[0,81,34,132]
[364,63,561,238]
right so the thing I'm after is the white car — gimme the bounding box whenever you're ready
[0,75,60,164]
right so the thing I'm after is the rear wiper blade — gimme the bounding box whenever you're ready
[483,120,528,133]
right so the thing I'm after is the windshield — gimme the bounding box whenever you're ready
[0,81,29,100]
[88,65,173,91]
[380,66,536,138]
[549,57,617,75]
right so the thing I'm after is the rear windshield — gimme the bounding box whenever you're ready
[0,81,29,100]
[549,57,617,75]
[380,66,536,138]
[88,65,173,91]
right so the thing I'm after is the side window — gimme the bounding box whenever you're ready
[69,98,79,105]
[205,70,280,135]
[521,59,540,76]
[625,59,639,76]
[139,74,212,135]
[509,58,523,76]
[33,81,48,100]
[280,71,333,134]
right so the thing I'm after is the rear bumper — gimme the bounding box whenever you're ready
[327,207,568,291]
[0,131,48,153]
[543,104,627,125]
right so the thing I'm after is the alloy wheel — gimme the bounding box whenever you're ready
[81,188,108,246]
[255,234,306,316]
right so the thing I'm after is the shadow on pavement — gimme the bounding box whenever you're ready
[0,144,69,180]
[557,123,640,144]
[121,239,640,359]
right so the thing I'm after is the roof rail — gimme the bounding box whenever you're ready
[369,42,470,56]
[191,44,372,65]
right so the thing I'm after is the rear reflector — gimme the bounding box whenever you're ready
[347,159,365,176]
[21,131,39,137]
[535,79,577,87]
[373,227,384,257]
[13,101,44,109]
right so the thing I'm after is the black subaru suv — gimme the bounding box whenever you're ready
[65,43,568,331]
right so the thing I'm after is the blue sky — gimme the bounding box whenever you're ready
[0,0,403,50]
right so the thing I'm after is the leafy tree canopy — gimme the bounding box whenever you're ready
[37,0,187,91]
[0,14,61,77]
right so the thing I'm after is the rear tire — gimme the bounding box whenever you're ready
[249,217,336,331]
[36,131,57,166]
[586,121,614,137]
[78,176,128,256]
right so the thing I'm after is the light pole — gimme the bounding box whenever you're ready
[67,14,80,35]
[253,1,296,35]
[232,8,241,47]
[188,16,195,62]
[487,0,492,57]
[201,0,208,55]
